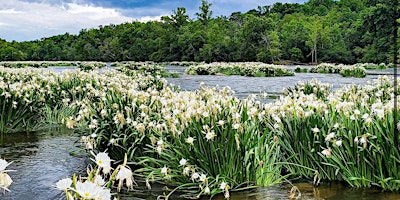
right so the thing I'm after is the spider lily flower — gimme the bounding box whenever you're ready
[312,126,320,133]
[179,158,187,166]
[116,166,135,191]
[183,167,190,176]
[204,186,210,194]
[91,152,112,173]
[325,132,335,142]
[0,173,12,191]
[0,158,13,191]
[321,148,332,158]
[160,166,168,176]
[205,131,216,141]
[199,174,207,183]
[186,136,195,145]
[191,172,200,182]
[220,181,227,190]
[0,158,12,172]
[74,181,111,200]
[335,140,343,147]
[56,178,72,191]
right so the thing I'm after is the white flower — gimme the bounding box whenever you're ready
[179,158,187,166]
[325,132,335,142]
[117,166,132,180]
[204,186,210,194]
[12,101,17,108]
[191,172,199,181]
[93,152,111,169]
[109,138,116,145]
[321,148,331,158]
[205,131,216,141]
[199,174,207,182]
[156,146,163,154]
[94,176,106,186]
[362,113,369,119]
[75,181,102,199]
[0,173,12,190]
[186,136,195,145]
[0,158,11,171]
[157,139,164,146]
[97,188,112,200]
[333,123,339,129]
[335,140,342,146]
[183,167,190,176]
[100,109,107,117]
[161,166,168,175]
[56,178,72,190]
[116,166,134,191]
[359,137,367,145]
[217,120,225,126]
[312,126,320,133]
[220,181,227,190]
[233,123,241,130]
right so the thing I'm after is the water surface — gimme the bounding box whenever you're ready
[0,129,86,200]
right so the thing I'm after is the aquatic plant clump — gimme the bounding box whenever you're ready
[0,61,106,71]
[112,61,180,78]
[185,62,294,77]
[296,63,368,77]
[266,76,400,190]
[56,152,134,200]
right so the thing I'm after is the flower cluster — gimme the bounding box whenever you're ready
[185,62,294,77]
[298,63,368,77]
[56,152,134,200]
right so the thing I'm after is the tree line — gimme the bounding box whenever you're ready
[0,0,398,64]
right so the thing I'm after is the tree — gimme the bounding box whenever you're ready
[196,0,213,26]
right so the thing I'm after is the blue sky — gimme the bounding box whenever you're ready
[0,0,307,42]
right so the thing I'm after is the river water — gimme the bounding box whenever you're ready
[0,128,87,200]
[0,66,398,199]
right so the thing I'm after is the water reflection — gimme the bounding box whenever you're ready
[0,128,86,200]
[208,182,400,200]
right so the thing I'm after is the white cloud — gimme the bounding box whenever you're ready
[0,0,307,41]
[0,9,24,14]
[0,0,135,41]
[137,15,164,22]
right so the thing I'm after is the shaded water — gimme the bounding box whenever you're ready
[0,128,87,200]
[0,66,398,199]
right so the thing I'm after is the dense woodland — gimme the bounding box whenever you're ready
[0,0,398,64]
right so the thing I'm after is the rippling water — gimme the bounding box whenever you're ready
[0,129,87,200]
[165,65,395,101]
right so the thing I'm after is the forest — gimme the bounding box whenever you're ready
[0,0,398,64]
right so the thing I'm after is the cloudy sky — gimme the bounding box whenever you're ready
[0,0,306,42]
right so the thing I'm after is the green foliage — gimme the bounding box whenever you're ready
[309,63,367,78]
[0,0,396,64]
[185,62,294,77]
[275,76,400,190]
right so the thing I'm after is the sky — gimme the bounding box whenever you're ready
[0,0,306,42]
